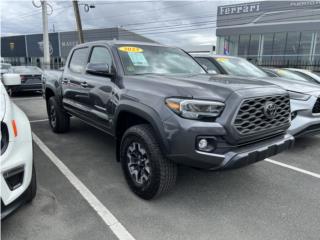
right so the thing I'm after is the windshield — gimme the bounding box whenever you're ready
[214,57,269,78]
[12,66,42,74]
[273,69,310,82]
[291,70,320,83]
[116,45,206,75]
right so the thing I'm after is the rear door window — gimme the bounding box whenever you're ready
[69,48,89,73]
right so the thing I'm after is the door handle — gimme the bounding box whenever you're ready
[80,81,89,88]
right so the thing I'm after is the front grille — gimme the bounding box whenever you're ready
[312,98,320,114]
[233,95,290,135]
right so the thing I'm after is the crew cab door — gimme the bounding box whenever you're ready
[62,47,91,118]
[85,45,118,130]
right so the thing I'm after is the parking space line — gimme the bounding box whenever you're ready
[265,158,320,179]
[30,119,48,123]
[32,132,135,240]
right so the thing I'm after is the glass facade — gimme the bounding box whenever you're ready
[314,32,320,62]
[218,30,320,68]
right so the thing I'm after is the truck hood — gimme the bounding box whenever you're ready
[249,76,320,94]
[124,74,282,102]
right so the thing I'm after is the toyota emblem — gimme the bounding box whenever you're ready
[264,102,277,119]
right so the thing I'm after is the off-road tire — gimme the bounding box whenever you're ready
[47,96,70,133]
[120,124,177,200]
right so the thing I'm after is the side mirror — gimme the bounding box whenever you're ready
[86,63,113,77]
[2,73,21,86]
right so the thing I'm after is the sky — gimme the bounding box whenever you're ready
[0,0,253,47]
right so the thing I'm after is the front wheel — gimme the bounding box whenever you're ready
[120,124,177,200]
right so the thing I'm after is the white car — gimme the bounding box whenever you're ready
[285,68,320,85]
[1,74,36,219]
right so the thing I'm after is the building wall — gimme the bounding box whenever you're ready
[1,35,26,57]
[1,27,155,67]
[216,1,320,68]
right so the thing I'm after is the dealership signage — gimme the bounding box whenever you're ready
[218,3,261,15]
[290,1,320,7]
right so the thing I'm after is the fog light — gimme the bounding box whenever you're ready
[198,139,208,150]
[196,137,217,152]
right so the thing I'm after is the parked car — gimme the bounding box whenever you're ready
[0,73,37,219]
[262,68,317,84]
[0,63,12,80]
[193,55,320,137]
[43,41,294,199]
[285,68,320,85]
[8,66,43,95]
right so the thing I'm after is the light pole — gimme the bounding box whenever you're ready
[33,0,52,69]
[72,0,84,44]
[72,1,96,44]
[41,0,50,69]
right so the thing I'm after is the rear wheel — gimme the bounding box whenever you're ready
[47,96,70,133]
[120,124,177,200]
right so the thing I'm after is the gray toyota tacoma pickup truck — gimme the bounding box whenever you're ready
[43,41,294,199]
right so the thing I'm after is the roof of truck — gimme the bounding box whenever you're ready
[75,40,167,48]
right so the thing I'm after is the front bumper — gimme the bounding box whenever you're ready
[1,176,32,220]
[1,104,33,219]
[167,129,294,170]
[289,97,320,137]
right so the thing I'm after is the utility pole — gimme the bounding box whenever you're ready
[41,0,50,69]
[72,0,84,43]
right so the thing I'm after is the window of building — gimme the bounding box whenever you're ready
[69,47,88,73]
[217,37,225,55]
[248,34,260,56]
[272,32,287,64]
[261,33,274,64]
[223,36,230,55]
[228,36,239,56]
[284,32,300,64]
[315,32,320,63]
[298,31,313,63]
[238,34,250,57]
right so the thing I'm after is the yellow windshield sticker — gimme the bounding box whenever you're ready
[118,46,143,53]
[277,69,285,74]
[215,57,229,63]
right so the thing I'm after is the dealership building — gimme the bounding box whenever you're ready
[1,27,155,68]
[216,1,320,69]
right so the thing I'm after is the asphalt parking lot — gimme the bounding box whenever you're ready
[2,93,320,240]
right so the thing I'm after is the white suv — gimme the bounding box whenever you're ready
[1,74,36,219]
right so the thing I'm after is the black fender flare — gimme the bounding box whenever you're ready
[113,100,170,155]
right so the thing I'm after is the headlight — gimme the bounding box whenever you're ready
[288,91,311,101]
[165,98,225,120]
